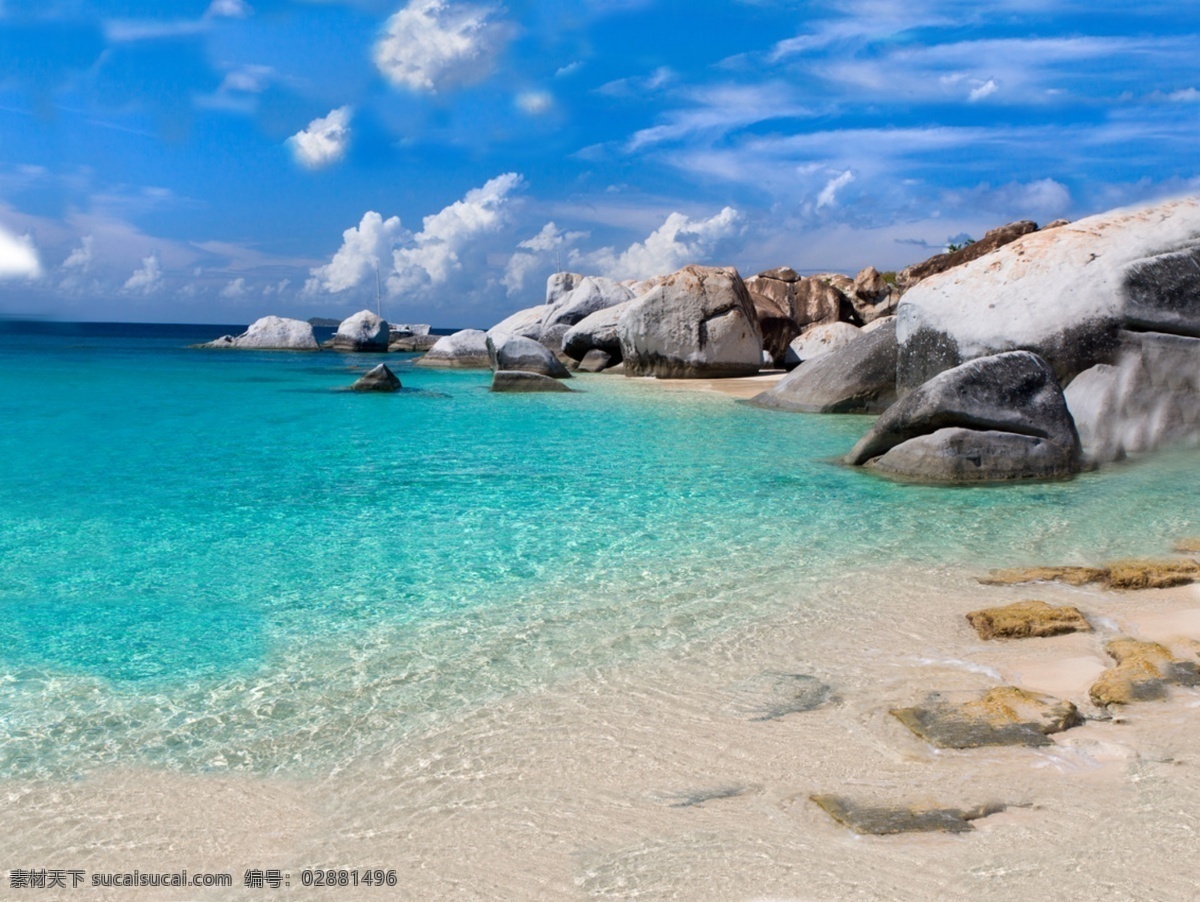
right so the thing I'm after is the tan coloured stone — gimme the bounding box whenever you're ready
[966,600,1091,640]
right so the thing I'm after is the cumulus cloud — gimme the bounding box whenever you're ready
[515,90,553,115]
[390,172,523,294]
[816,170,855,209]
[288,106,352,170]
[579,207,741,280]
[123,253,163,294]
[206,0,252,17]
[307,211,405,294]
[374,0,509,93]
[0,226,42,279]
[61,235,94,271]
[220,277,248,298]
[969,78,999,101]
[502,221,588,294]
[263,278,291,297]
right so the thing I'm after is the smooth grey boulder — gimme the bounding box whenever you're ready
[1064,331,1200,463]
[783,321,863,368]
[415,329,491,368]
[198,315,319,350]
[486,332,571,378]
[578,349,612,372]
[388,333,439,352]
[562,299,635,361]
[749,320,897,414]
[350,363,401,392]
[491,370,572,393]
[896,198,1200,392]
[488,305,550,341]
[617,265,763,378]
[328,310,390,352]
[545,271,584,306]
[847,351,1081,482]
[541,276,633,330]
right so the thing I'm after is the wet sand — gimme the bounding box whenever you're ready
[5,566,1199,900]
[618,371,788,400]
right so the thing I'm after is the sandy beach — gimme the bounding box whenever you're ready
[5,558,1198,900]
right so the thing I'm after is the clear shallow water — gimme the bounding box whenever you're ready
[0,321,1197,780]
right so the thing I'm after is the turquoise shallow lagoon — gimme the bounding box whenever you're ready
[1,321,1197,780]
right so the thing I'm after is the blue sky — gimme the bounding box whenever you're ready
[0,0,1197,325]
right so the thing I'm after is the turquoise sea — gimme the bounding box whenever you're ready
[1,320,1197,782]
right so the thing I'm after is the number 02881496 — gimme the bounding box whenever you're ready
[300,869,398,887]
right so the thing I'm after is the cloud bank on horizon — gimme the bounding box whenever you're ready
[0,0,1197,324]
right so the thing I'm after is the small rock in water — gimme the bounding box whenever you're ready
[491,370,573,393]
[811,795,1007,835]
[1174,537,1200,554]
[979,559,1200,590]
[350,364,401,392]
[666,785,754,808]
[725,672,833,721]
[966,600,1091,640]
[1090,637,1200,706]
[892,686,1082,748]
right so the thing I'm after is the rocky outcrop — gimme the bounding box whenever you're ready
[892,686,1082,748]
[198,315,319,350]
[748,320,897,414]
[895,198,1200,392]
[793,276,848,328]
[745,268,802,367]
[1090,638,1200,706]
[491,370,573,393]
[350,363,401,392]
[541,277,633,331]
[562,300,635,362]
[1064,331,1200,463]
[966,601,1091,640]
[980,559,1200,590]
[811,796,1006,835]
[617,265,763,378]
[486,332,571,378]
[328,310,390,352]
[848,266,898,323]
[783,321,863,367]
[388,333,439,352]
[415,329,491,368]
[896,220,1038,291]
[489,305,550,341]
[846,351,1081,483]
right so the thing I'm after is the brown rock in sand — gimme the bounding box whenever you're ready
[966,600,1091,640]
[1089,638,1200,706]
[892,686,1082,748]
[1173,537,1200,554]
[980,560,1200,590]
[810,795,1006,835]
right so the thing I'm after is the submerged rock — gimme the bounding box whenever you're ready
[197,315,319,350]
[350,364,401,392]
[490,370,573,393]
[667,785,754,808]
[1090,638,1200,706]
[748,319,897,414]
[328,310,390,352]
[811,795,1007,835]
[416,329,492,368]
[724,672,833,721]
[618,265,763,378]
[981,560,1200,590]
[1175,537,1200,554]
[966,601,1091,640]
[892,686,1082,748]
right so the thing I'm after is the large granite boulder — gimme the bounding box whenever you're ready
[199,315,319,350]
[491,370,573,393]
[895,198,1200,393]
[541,277,633,330]
[545,271,584,306]
[415,329,491,368]
[486,332,571,378]
[896,220,1038,291]
[846,351,1081,483]
[328,310,390,352]
[617,265,763,378]
[849,266,899,323]
[793,277,848,328]
[350,363,401,392]
[562,300,635,361]
[745,268,802,367]
[748,319,897,414]
[783,321,863,368]
[1064,330,1200,463]
[488,305,550,341]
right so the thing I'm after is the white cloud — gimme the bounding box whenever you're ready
[389,172,523,294]
[61,235,94,271]
[516,90,553,115]
[579,207,741,280]
[123,253,163,295]
[0,226,41,279]
[373,0,509,93]
[1168,87,1200,102]
[555,61,583,78]
[307,211,405,294]
[288,106,352,170]
[502,221,588,294]
[206,0,252,17]
[263,278,291,297]
[626,83,809,151]
[816,170,855,209]
[220,277,248,298]
[219,65,274,94]
[969,78,999,101]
